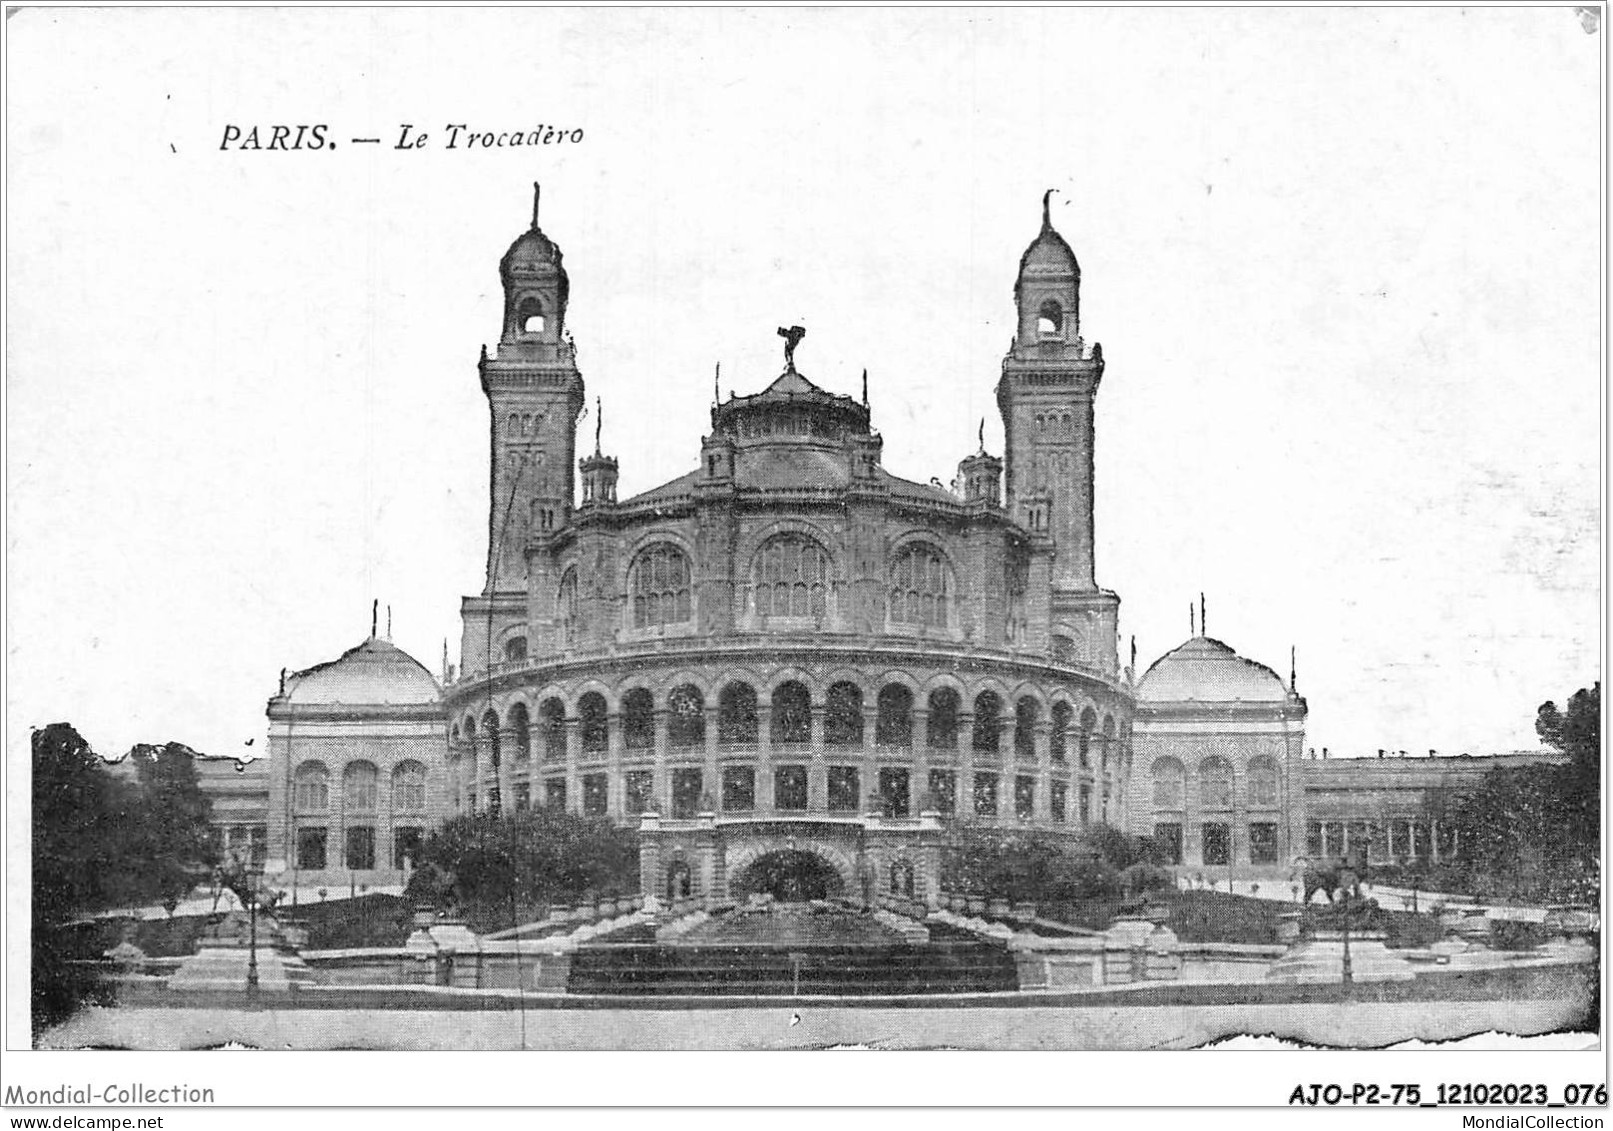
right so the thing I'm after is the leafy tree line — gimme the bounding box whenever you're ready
[403,808,639,931]
[32,723,221,1035]
[1417,683,1599,904]
[940,823,1173,904]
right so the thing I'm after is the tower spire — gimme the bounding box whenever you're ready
[977,418,986,453]
[1189,602,1195,637]
[1200,592,1206,637]
[1042,188,1057,231]
[386,604,392,641]
[1290,645,1297,692]
[714,362,721,406]
[531,182,541,230]
[595,396,603,456]
[371,598,378,639]
[862,368,869,408]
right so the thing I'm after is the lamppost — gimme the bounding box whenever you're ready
[1339,865,1357,993]
[245,859,264,994]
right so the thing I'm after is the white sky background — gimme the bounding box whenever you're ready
[6,7,1602,766]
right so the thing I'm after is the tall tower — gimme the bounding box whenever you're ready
[997,192,1106,592]
[478,184,586,591]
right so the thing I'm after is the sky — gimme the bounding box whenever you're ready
[6,7,1602,767]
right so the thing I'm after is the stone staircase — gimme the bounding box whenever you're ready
[567,938,1019,996]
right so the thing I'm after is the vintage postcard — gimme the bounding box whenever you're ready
[3,3,1604,1114]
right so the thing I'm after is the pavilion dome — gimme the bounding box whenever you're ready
[284,637,441,706]
[1136,636,1289,704]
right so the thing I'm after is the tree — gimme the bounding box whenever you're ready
[123,743,220,911]
[1537,683,1600,857]
[31,724,121,1035]
[31,725,226,1038]
[1437,684,1600,904]
[404,808,639,927]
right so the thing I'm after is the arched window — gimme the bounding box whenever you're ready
[482,710,502,770]
[558,568,579,646]
[393,761,427,812]
[771,681,812,746]
[1014,697,1040,760]
[668,684,705,748]
[718,682,758,745]
[1077,707,1097,769]
[754,534,832,619]
[631,543,693,628]
[578,692,609,753]
[1100,715,1116,771]
[508,702,531,761]
[540,698,566,761]
[623,688,655,750]
[1050,701,1072,763]
[518,296,545,335]
[1152,758,1185,810]
[1247,756,1279,808]
[972,691,1003,753]
[1037,299,1063,337]
[344,761,379,812]
[1199,756,1233,810]
[294,762,329,812]
[504,636,527,663]
[927,688,960,749]
[875,684,913,747]
[824,682,863,747]
[889,544,950,629]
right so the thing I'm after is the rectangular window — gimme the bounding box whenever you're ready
[973,772,999,817]
[1050,780,1068,822]
[345,826,376,870]
[672,768,704,818]
[1322,821,1345,858]
[1307,820,1324,857]
[1014,775,1035,819]
[625,771,654,815]
[1390,819,1411,858]
[774,765,808,812]
[1435,820,1457,861]
[513,782,530,812]
[1346,821,1372,859]
[296,827,327,871]
[1153,822,1183,865]
[583,772,609,817]
[393,826,423,870]
[722,766,756,812]
[1412,821,1432,859]
[1201,822,1231,866]
[927,770,956,815]
[827,766,860,812]
[1249,822,1278,864]
[878,768,910,818]
[545,779,567,812]
[1078,784,1092,824]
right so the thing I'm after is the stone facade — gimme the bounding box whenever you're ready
[263,637,448,887]
[439,187,1130,905]
[221,185,1560,900]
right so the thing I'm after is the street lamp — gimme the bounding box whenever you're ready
[245,859,265,994]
